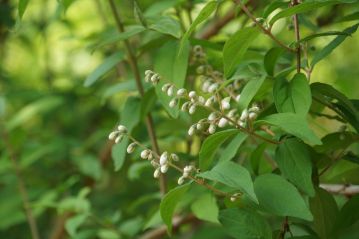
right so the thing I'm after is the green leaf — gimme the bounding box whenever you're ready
[335,194,359,232]
[65,214,88,237]
[154,40,189,118]
[223,27,259,77]
[198,161,257,203]
[160,183,191,235]
[6,96,63,130]
[314,132,358,153]
[180,1,217,52]
[102,81,137,101]
[264,47,284,76]
[275,138,315,196]
[112,97,141,171]
[270,1,357,25]
[191,193,219,223]
[148,16,181,38]
[133,0,148,27]
[18,0,30,19]
[238,75,266,111]
[311,23,359,68]
[219,208,272,239]
[254,174,313,220]
[263,1,289,19]
[297,31,352,44]
[220,133,248,163]
[84,52,124,87]
[255,113,322,145]
[199,129,239,171]
[144,0,178,16]
[141,88,157,119]
[273,73,312,116]
[95,25,146,49]
[309,188,339,239]
[60,0,74,13]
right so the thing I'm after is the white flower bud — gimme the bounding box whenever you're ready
[188,91,196,99]
[167,85,175,96]
[183,171,189,178]
[205,97,213,107]
[177,88,187,96]
[153,168,161,178]
[145,70,153,75]
[150,74,160,84]
[115,135,124,144]
[227,109,237,118]
[169,98,177,108]
[240,109,248,121]
[177,176,185,185]
[140,149,150,159]
[160,164,169,173]
[147,152,153,160]
[235,94,241,102]
[126,143,136,154]
[196,122,204,130]
[230,196,237,202]
[150,160,158,167]
[208,112,218,121]
[201,81,211,92]
[249,105,260,113]
[208,124,216,134]
[160,152,168,166]
[188,125,196,136]
[181,101,190,112]
[171,153,179,161]
[208,83,219,93]
[248,112,257,120]
[218,118,228,128]
[144,74,151,83]
[162,83,171,92]
[108,131,118,140]
[221,97,231,110]
[117,125,127,133]
[189,104,196,114]
[238,120,245,127]
[198,96,205,105]
[183,165,194,174]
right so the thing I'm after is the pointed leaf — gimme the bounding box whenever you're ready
[238,75,265,111]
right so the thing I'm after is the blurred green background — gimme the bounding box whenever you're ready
[1,0,359,238]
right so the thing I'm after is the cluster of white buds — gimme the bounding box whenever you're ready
[237,104,260,127]
[191,45,206,63]
[153,152,180,178]
[108,125,127,144]
[230,193,241,202]
[144,70,160,85]
[177,165,195,185]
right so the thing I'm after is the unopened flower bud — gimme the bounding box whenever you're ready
[198,96,205,105]
[208,83,219,93]
[218,118,228,128]
[171,153,179,161]
[208,124,216,134]
[115,135,124,144]
[196,122,204,130]
[169,98,177,108]
[188,91,197,99]
[235,94,241,102]
[208,112,218,121]
[221,97,231,110]
[189,104,196,114]
[162,83,171,92]
[126,143,136,154]
[181,101,190,111]
[167,85,175,96]
[153,168,161,178]
[227,109,237,118]
[117,125,127,133]
[160,152,168,166]
[160,164,169,173]
[177,176,185,185]
[240,109,248,121]
[140,149,150,159]
[201,81,211,92]
[177,88,187,96]
[108,131,118,140]
[150,74,160,84]
[188,125,196,136]
[248,112,257,120]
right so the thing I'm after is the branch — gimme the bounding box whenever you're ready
[320,184,359,196]
[292,0,301,73]
[199,9,236,39]
[108,0,167,195]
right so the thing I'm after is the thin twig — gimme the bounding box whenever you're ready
[236,0,295,52]
[1,131,41,239]
[108,0,167,195]
[292,0,301,73]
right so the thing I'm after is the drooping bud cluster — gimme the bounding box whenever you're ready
[177,165,195,185]
[144,70,160,85]
[237,104,260,127]
[108,125,127,144]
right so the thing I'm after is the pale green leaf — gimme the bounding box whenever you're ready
[18,0,30,19]
[65,214,88,237]
[238,75,265,110]
[148,16,181,38]
[220,133,248,163]
[191,193,219,223]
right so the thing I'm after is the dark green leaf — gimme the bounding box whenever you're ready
[298,31,352,44]
[311,23,359,68]
[270,1,357,25]
[338,11,359,22]
[255,113,322,145]
[309,188,339,239]
[65,214,88,237]
[264,47,284,76]
[238,75,265,111]
[220,133,248,162]
[133,0,148,27]
[198,161,257,203]
[254,174,313,220]
[199,129,239,171]
[335,194,359,232]
[314,132,358,153]
[154,40,189,118]
[219,208,272,239]
[275,138,315,196]
[84,52,124,87]
[102,81,137,101]
[273,73,312,116]
[223,27,259,77]
[144,0,178,16]
[160,184,191,235]
[18,0,30,19]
